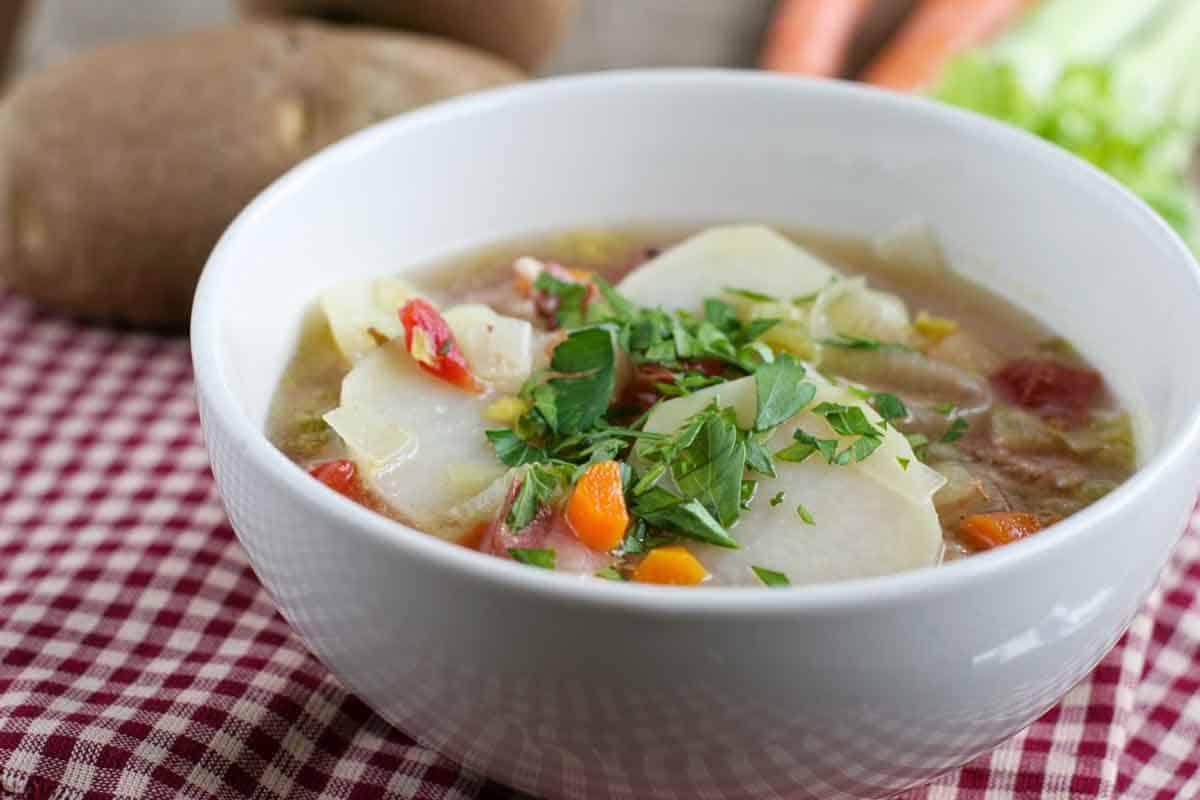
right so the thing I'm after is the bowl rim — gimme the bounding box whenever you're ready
[192,68,1200,616]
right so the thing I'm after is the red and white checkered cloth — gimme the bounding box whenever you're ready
[1,288,1198,800]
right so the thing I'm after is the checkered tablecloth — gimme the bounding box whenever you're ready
[1,288,1198,800]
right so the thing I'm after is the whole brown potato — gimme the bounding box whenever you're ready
[0,22,521,327]
[239,0,577,72]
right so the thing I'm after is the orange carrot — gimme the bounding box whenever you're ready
[760,0,877,77]
[633,546,709,586]
[958,512,1043,551]
[861,0,1037,91]
[566,461,630,552]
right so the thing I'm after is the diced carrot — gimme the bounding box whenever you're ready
[958,512,1043,551]
[861,0,1037,91]
[566,461,630,551]
[759,0,876,77]
[308,459,369,505]
[633,546,709,586]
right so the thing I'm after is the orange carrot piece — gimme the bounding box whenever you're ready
[958,512,1043,551]
[760,0,877,77]
[566,461,630,552]
[633,546,709,586]
[861,0,1037,91]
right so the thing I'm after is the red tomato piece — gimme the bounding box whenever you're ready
[308,459,368,505]
[991,358,1102,422]
[399,299,480,392]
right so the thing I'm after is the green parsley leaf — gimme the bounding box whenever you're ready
[594,565,626,581]
[703,298,739,331]
[508,547,556,569]
[821,333,915,353]
[533,272,588,328]
[740,479,757,510]
[941,418,969,443]
[671,409,745,527]
[849,434,882,462]
[753,354,815,431]
[724,286,777,302]
[795,503,815,525]
[633,487,738,549]
[741,318,782,341]
[820,332,883,350]
[632,462,667,495]
[542,328,616,434]
[642,340,677,363]
[591,275,637,321]
[934,401,957,417]
[871,392,909,424]
[769,491,785,507]
[897,456,911,470]
[905,432,930,462]
[776,429,839,464]
[752,565,790,587]
[485,429,548,466]
[811,402,880,437]
[506,466,561,531]
[743,433,777,478]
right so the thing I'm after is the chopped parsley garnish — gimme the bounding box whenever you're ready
[533,271,589,328]
[508,547,556,569]
[870,392,908,425]
[820,333,884,350]
[724,286,777,302]
[540,327,616,434]
[752,565,790,587]
[776,429,839,464]
[594,565,626,581]
[897,456,911,470]
[506,465,563,531]
[941,418,970,443]
[821,333,915,353]
[753,354,816,431]
[905,433,930,462]
[795,503,815,525]
[483,276,903,560]
[934,401,957,417]
[486,429,548,466]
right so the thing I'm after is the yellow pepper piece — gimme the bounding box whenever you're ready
[483,396,529,425]
[633,545,708,586]
[914,311,959,345]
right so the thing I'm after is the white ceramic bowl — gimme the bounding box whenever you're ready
[192,71,1200,800]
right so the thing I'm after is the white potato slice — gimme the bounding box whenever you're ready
[322,341,505,537]
[617,225,839,313]
[641,373,944,586]
[442,304,534,394]
[320,276,427,362]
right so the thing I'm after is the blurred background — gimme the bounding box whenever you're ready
[1,0,1196,329]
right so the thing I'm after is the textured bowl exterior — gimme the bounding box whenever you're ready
[192,72,1200,800]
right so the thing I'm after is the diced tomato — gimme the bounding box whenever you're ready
[399,299,480,392]
[991,358,1102,423]
[308,459,369,505]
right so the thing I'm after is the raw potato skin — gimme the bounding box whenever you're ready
[239,0,578,72]
[0,22,522,327]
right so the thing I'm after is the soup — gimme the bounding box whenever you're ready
[268,224,1135,587]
